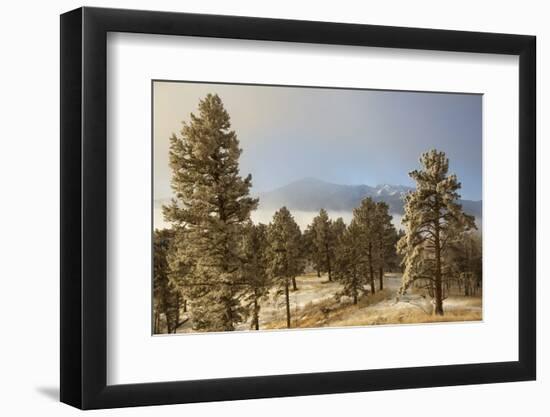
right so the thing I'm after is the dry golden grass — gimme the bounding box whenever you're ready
[263,290,482,330]
[244,273,482,331]
[264,289,388,329]
[332,305,482,327]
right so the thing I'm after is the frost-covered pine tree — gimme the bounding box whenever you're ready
[153,228,181,333]
[333,220,368,304]
[398,150,476,315]
[303,225,322,278]
[447,231,482,296]
[267,207,304,328]
[310,209,335,281]
[240,222,271,330]
[374,202,397,291]
[163,94,258,331]
[331,217,347,248]
[352,197,380,295]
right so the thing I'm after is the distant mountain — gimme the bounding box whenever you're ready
[255,177,482,218]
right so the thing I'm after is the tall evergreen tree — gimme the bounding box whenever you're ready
[374,202,397,291]
[153,229,181,333]
[447,231,482,296]
[240,223,271,330]
[303,224,322,278]
[333,221,367,304]
[398,150,476,315]
[390,229,406,272]
[352,197,379,295]
[267,207,304,328]
[331,217,347,247]
[166,226,192,315]
[310,209,335,281]
[163,94,258,331]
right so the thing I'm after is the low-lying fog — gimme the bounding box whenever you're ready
[155,207,480,233]
[154,207,404,232]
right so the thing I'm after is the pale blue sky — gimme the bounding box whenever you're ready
[154,81,482,201]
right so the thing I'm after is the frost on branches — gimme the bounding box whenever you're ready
[266,207,304,328]
[162,94,258,331]
[398,150,476,315]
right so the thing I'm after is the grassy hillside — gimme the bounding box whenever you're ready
[175,273,482,333]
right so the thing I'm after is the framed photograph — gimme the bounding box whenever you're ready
[60,7,536,409]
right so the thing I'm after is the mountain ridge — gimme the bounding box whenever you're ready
[154,177,482,221]
[255,177,482,218]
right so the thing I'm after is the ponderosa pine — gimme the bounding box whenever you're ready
[163,94,258,331]
[267,207,304,328]
[352,197,379,295]
[447,231,482,296]
[333,220,368,304]
[374,202,397,291]
[303,224,322,278]
[398,150,476,315]
[331,217,346,249]
[240,222,271,330]
[153,229,181,333]
[310,209,335,281]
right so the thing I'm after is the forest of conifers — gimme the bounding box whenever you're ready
[153,94,482,334]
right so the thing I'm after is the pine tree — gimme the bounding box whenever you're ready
[240,222,271,330]
[267,207,304,328]
[166,226,192,315]
[303,224,322,278]
[333,221,368,304]
[331,217,347,247]
[153,229,181,333]
[447,231,482,296]
[398,149,476,315]
[390,229,406,272]
[163,94,258,331]
[310,209,335,281]
[352,197,379,295]
[374,202,397,291]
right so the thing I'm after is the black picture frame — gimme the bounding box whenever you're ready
[60,6,536,410]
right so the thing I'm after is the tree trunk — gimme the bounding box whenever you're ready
[224,305,235,330]
[165,313,172,334]
[464,274,471,296]
[353,268,358,304]
[292,276,298,291]
[154,311,160,334]
[368,242,375,295]
[434,221,444,316]
[183,299,187,313]
[326,244,332,281]
[174,317,189,331]
[174,298,181,333]
[285,282,291,328]
[253,296,259,330]
[316,268,321,278]
[378,240,384,291]
[224,288,235,331]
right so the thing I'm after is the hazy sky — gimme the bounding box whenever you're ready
[154,81,482,201]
